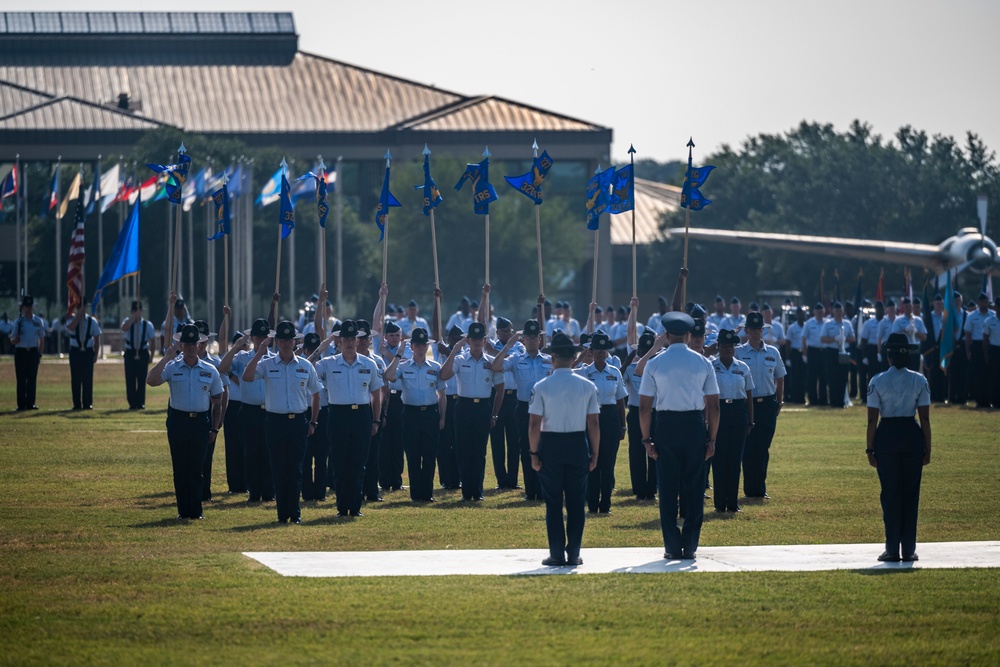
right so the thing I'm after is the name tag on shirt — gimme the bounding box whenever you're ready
[358,368,371,375]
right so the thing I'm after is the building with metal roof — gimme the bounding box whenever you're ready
[0,12,673,320]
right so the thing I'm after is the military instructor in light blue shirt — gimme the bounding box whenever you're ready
[528,332,600,567]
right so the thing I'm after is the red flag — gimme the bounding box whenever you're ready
[876,268,885,304]
[66,199,86,316]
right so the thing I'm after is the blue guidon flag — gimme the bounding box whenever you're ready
[455,151,498,215]
[504,150,553,205]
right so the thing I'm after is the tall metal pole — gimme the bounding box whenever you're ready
[682,138,694,305]
[275,157,287,296]
[532,139,544,298]
[335,156,343,313]
[628,144,636,299]
[14,154,21,298]
[380,150,392,286]
[483,146,491,286]
[54,158,63,354]
[317,156,326,291]
[22,159,29,293]
[246,158,255,320]
[423,145,443,340]
[171,143,186,297]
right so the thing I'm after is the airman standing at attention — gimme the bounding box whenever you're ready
[122,300,155,410]
[712,329,754,513]
[890,296,927,372]
[574,330,627,514]
[859,301,884,404]
[623,330,658,501]
[964,292,992,408]
[383,327,446,502]
[784,307,807,404]
[820,302,856,408]
[371,284,412,493]
[315,320,383,517]
[802,302,828,406]
[640,312,719,561]
[737,312,786,499]
[485,316,523,490]
[66,297,102,410]
[708,295,726,330]
[242,321,321,525]
[439,321,505,502]
[492,313,553,502]
[876,299,897,372]
[11,295,45,411]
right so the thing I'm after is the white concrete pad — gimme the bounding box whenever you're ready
[245,541,1000,577]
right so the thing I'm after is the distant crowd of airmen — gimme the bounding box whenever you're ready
[4,272,997,562]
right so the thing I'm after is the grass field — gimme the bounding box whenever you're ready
[1,360,998,666]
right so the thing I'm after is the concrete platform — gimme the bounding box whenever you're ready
[245,541,1000,578]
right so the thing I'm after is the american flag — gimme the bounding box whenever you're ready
[66,198,86,315]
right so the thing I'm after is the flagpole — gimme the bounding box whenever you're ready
[22,159,29,293]
[275,157,287,296]
[318,156,327,291]
[14,154,21,299]
[54,157,62,347]
[421,145,443,340]
[381,150,391,286]
[483,146,491,286]
[223,171,230,312]
[171,143,186,296]
[591,229,600,310]
[527,140,544,299]
[683,139,695,305]
[628,144,637,299]
[95,156,104,332]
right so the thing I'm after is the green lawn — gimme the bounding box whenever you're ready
[1,360,998,666]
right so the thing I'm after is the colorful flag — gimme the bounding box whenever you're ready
[454,158,498,215]
[99,164,120,213]
[608,164,634,214]
[147,153,191,205]
[585,166,614,230]
[940,270,959,372]
[921,278,936,354]
[278,173,295,239]
[57,171,83,219]
[0,165,16,211]
[414,151,443,216]
[66,198,86,316]
[876,268,885,304]
[182,168,206,212]
[504,151,553,205]
[42,164,60,219]
[207,182,231,241]
[84,162,101,216]
[93,195,141,308]
[256,167,285,207]
[375,165,402,241]
[680,157,715,211]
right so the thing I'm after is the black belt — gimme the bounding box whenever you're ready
[755,395,776,403]
[458,397,489,403]
[170,408,209,419]
[330,404,366,410]
[721,398,736,404]
[447,394,458,400]
[599,404,617,411]
[880,416,917,423]
[404,404,438,412]
[504,389,516,395]
[266,412,307,419]
[390,389,400,395]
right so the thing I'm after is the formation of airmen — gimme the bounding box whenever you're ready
[5,271,998,562]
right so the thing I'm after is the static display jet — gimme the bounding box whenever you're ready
[670,197,996,287]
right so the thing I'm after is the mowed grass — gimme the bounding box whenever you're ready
[1,360,998,666]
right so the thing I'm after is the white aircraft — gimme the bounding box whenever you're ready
[669,197,996,287]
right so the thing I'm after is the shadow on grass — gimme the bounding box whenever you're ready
[226,521,289,533]
[855,565,920,575]
[131,518,189,528]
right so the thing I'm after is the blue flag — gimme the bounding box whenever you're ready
[681,159,714,211]
[278,174,295,239]
[317,175,329,228]
[608,164,634,215]
[256,167,284,207]
[147,153,191,205]
[940,271,959,372]
[375,166,402,242]
[207,183,231,241]
[225,165,243,198]
[503,151,553,205]
[585,166,615,230]
[93,195,141,308]
[414,153,443,216]
[454,158,498,215]
[85,162,101,216]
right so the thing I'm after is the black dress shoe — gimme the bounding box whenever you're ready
[29,405,39,410]
[729,506,742,513]
[262,497,274,502]
[336,511,348,517]
[350,510,363,517]
[566,556,583,566]
[878,551,901,562]
[597,508,611,514]
[681,550,696,560]
[541,556,566,567]
[663,552,679,560]
[293,518,302,525]
[902,553,919,562]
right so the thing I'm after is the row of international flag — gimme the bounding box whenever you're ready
[1,141,717,314]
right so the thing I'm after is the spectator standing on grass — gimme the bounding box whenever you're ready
[866,332,932,563]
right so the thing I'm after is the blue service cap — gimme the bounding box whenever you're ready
[661,311,695,335]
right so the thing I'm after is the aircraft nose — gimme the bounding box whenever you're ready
[968,240,997,271]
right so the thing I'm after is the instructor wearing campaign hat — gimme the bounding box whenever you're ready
[146,324,224,520]
[639,312,720,560]
[529,332,600,566]
[242,321,321,524]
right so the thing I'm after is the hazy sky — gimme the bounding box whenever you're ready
[28,0,1000,163]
